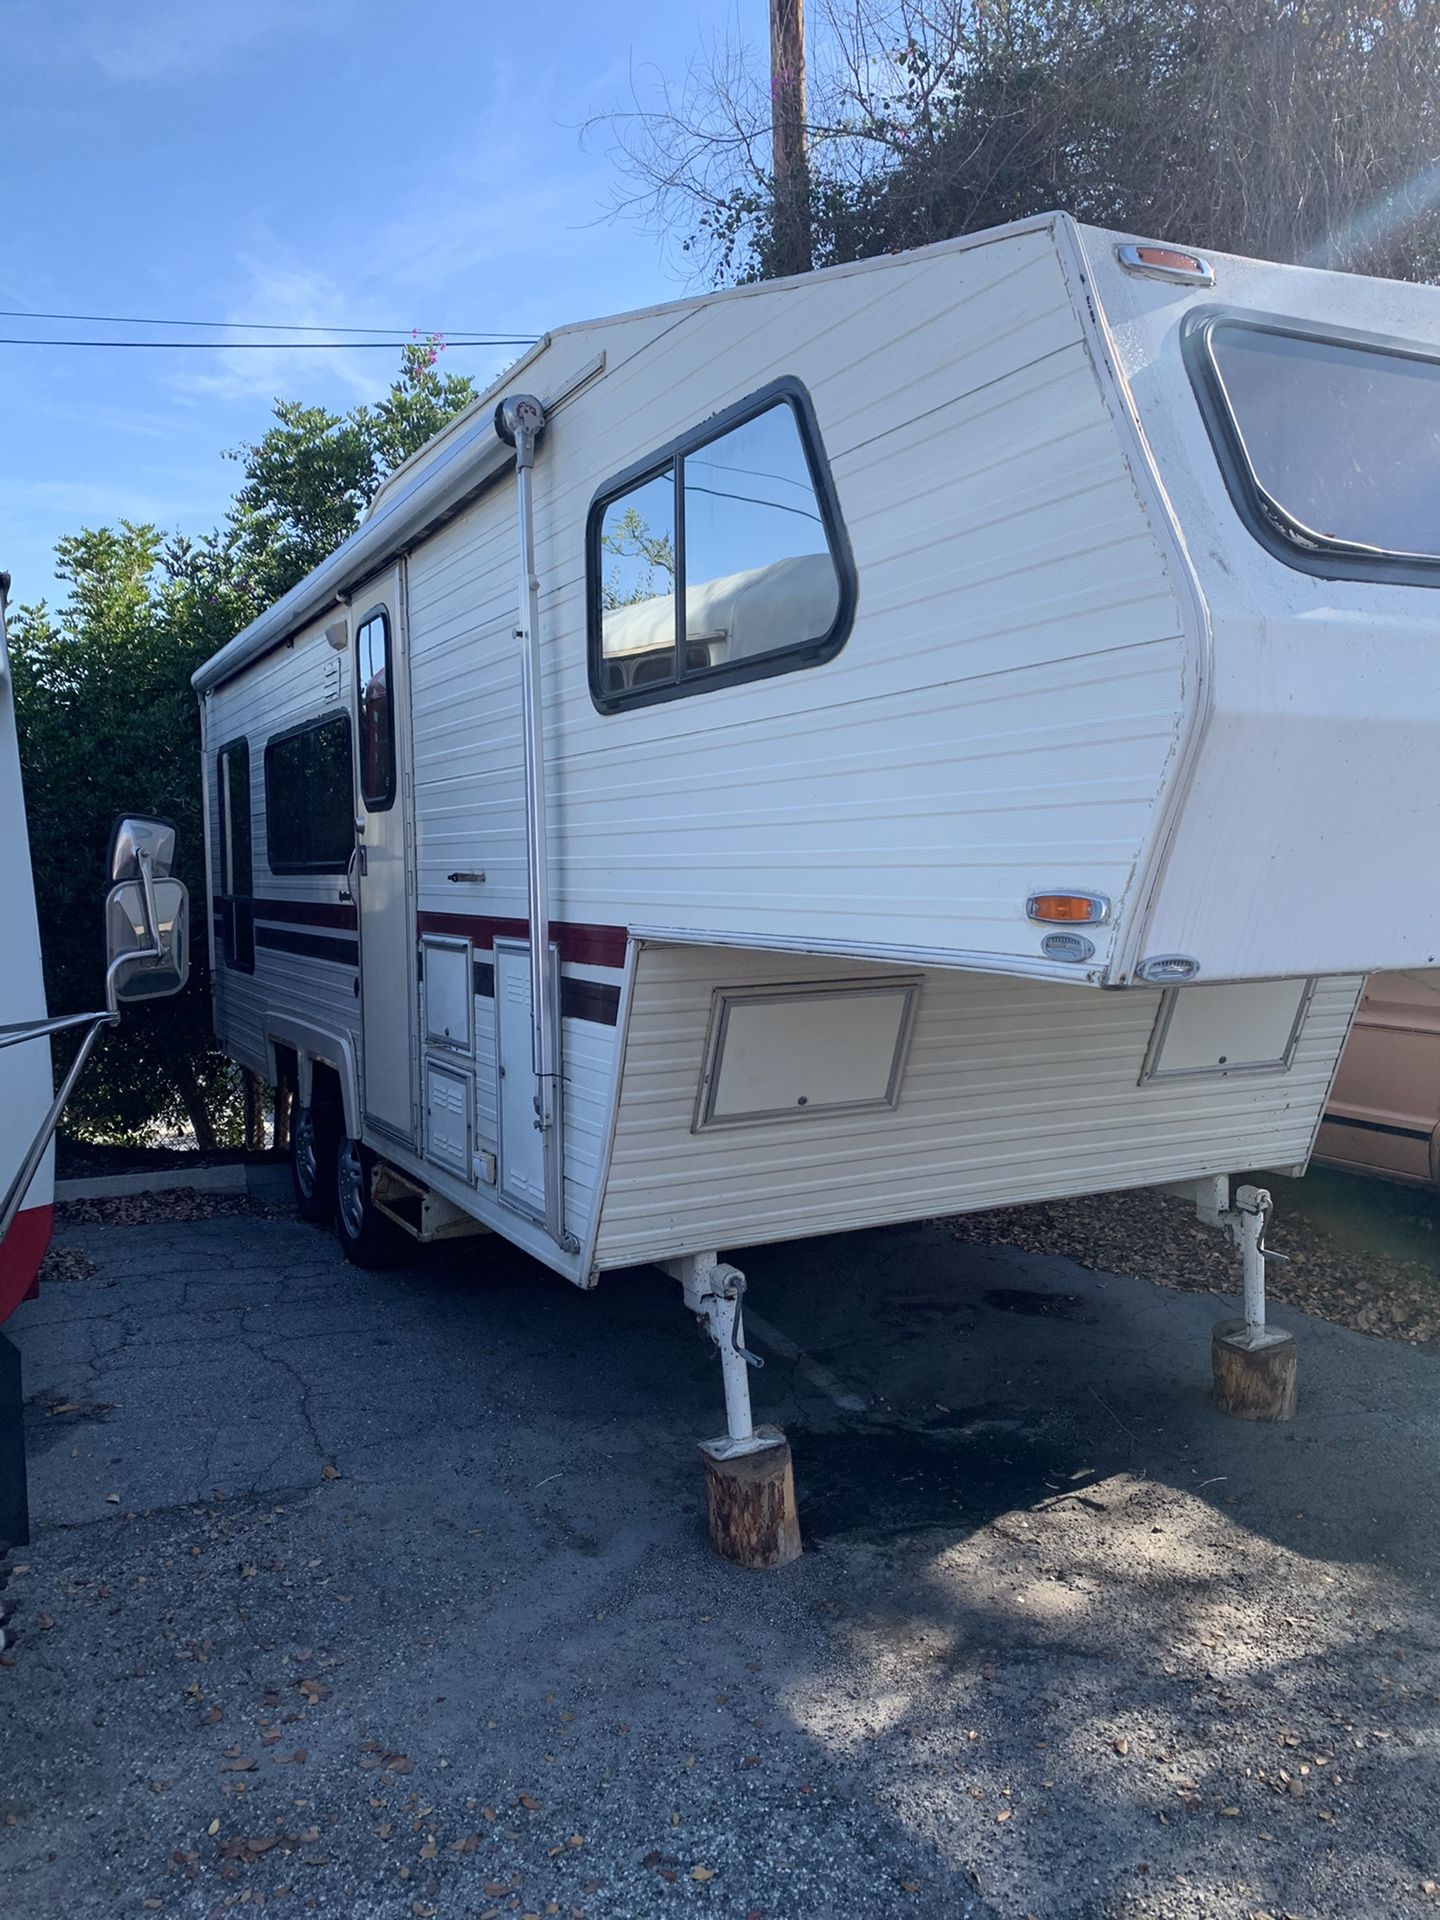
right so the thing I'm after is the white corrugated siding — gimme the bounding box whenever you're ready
[203,616,360,1083]
[593,947,1360,1268]
[403,223,1191,979]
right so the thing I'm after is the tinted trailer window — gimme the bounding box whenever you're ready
[1187,313,1440,587]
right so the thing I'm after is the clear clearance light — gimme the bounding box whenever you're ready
[1137,954,1201,982]
[1115,243,1215,287]
[1027,892,1110,925]
[1042,931,1095,963]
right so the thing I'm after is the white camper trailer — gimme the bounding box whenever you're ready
[192,212,1440,1539]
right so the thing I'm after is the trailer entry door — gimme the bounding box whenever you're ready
[353,574,418,1143]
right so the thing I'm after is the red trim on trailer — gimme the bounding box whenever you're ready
[0,1202,53,1323]
[416,912,628,969]
[251,898,358,930]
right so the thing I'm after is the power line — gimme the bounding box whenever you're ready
[0,305,535,341]
[0,336,534,350]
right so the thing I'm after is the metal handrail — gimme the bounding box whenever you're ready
[0,1012,116,1249]
[1,847,167,1251]
[0,1010,114,1050]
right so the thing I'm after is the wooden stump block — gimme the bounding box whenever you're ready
[1212,1319,1297,1422]
[701,1425,801,1568]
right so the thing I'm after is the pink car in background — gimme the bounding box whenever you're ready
[1316,973,1440,1188]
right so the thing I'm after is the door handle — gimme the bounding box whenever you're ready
[340,844,365,902]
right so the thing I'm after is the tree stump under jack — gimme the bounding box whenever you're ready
[1212,1319,1297,1422]
[701,1425,801,1568]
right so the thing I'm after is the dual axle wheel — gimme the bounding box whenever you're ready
[289,1101,404,1268]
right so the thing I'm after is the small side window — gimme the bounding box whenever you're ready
[216,739,254,972]
[588,379,853,711]
[264,715,355,873]
[356,607,395,811]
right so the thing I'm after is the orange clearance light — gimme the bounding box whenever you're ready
[1027,892,1110,925]
[1115,242,1215,287]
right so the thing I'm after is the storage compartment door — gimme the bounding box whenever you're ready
[495,942,547,1220]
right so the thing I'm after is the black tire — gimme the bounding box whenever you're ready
[334,1136,406,1269]
[290,1101,338,1224]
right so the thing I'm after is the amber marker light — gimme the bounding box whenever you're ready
[1115,242,1215,287]
[1027,892,1110,925]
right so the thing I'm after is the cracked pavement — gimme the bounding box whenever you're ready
[2,1202,1439,1916]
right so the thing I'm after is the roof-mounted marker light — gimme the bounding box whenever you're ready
[1116,243,1215,288]
[1027,892,1110,925]
[1136,955,1201,983]
[1041,931,1096,963]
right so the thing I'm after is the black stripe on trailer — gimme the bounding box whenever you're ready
[469,958,618,1026]
[256,924,360,968]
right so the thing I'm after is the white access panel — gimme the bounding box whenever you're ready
[423,936,473,1052]
[425,1060,472,1178]
[695,978,921,1129]
[495,941,547,1218]
[1142,978,1312,1081]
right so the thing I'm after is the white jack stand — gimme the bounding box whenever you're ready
[664,1253,801,1568]
[1187,1178,1297,1421]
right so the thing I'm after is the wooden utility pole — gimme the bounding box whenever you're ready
[769,0,812,277]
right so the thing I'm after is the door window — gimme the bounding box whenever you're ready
[356,607,396,810]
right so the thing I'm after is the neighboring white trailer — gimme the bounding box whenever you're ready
[1,572,195,1545]
[0,579,55,1330]
[193,213,1440,1547]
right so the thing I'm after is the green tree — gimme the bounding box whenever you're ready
[601,0,1440,287]
[600,505,677,609]
[11,340,477,1144]
[226,338,479,609]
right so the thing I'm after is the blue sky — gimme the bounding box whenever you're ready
[3,0,747,605]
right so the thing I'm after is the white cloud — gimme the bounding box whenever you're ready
[83,0,336,83]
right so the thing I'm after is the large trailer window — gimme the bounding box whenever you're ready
[264,715,355,873]
[216,739,254,971]
[356,606,395,811]
[587,378,854,711]
[1188,312,1440,586]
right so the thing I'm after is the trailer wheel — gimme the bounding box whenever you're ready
[290,1103,338,1224]
[334,1137,405,1269]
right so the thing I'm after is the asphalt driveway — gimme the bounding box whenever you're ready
[3,1196,1439,1917]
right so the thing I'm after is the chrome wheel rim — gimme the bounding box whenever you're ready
[336,1138,366,1240]
[294,1107,318,1198]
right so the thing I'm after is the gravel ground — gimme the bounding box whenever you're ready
[942,1170,1440,1347]
[4,1194,1440,1918]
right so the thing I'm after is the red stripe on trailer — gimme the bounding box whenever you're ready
[415,913,628,970]
[0,1202,53,1323]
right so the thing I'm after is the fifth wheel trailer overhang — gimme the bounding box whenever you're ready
[191,213,1439,1495]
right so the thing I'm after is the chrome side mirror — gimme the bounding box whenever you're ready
[105,876,190,1006]
[109,814,177,884]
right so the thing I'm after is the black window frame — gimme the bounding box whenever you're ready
[586,376,857,713]
[1183,305,1440,591]
[354,602,397,813]
[215,736,255,973]
[263,711,356,875]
